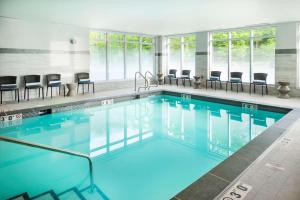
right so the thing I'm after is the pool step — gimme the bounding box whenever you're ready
[31,190,58,200]
[7,193,30,200]
[6,185,108,200]
[57,187,85,200]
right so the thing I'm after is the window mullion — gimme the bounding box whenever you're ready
[123,36,126,79]
[250,30,254,83]
[105,32,109,81]
[228,32,232,81]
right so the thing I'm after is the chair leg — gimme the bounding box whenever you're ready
[169,77,171,85]
[15,90,17,101]
[27,88,29,101]
[42,87,44,99]
[241,83,244,92]
[189,79,192,86]
[50,87,52,98]
[215,81,217,90]
[88,83,90,92]
[176,79,178,86]
[206,80,208,89]
[64,85,66,97]
[39,88,41,98]
[24,88,26,100]
[0,90,2,104]
[46,86,48,96]
[77,83,79,94]
[211,81,213,89]
[262,85,264,96]
[17,89,19,102]
[230,82,232,90]
[182,79,185,87]
[226,82,228,92]
[219,81,222,89]
[254,84,256,93]
[93,83,95,93]
[237,83,239,93]
[82,84,85,94]
[266,85,268,95]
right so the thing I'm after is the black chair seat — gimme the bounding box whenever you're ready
[252,80,266,85]
[26,84,43,89]
[0,84,18,90]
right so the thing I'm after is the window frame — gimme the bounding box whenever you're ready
[166,34,196,76]
[209,27,276,84]
[89,31,155,82]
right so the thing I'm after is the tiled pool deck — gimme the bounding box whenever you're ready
[1,85,300,200]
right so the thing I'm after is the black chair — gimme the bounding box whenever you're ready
[164,69,177,85]
[0,76,19,104]
[206,71,222,90]
[24,75,44,101]
[77,73,94,94]
[250,73,268,96]
[46,74,65,98]
[176,70,192,87]
[226,72,243,93]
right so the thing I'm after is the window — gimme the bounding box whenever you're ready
[167,35,196,76]
[126,35,140,79]
[231,30,251,82]
[108,33,125,80]
[183,35,196,75]
[89,31,155,81]
[89,32,107,81]
[252,28,276,84]
[141,37,154,74]
[210,32,229,81]
[209,27,276,84]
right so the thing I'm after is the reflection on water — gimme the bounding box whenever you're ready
[1,95,283,160]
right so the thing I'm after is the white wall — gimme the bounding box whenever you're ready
[0,17,90,85]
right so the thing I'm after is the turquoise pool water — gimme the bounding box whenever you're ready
[0,95,284,200]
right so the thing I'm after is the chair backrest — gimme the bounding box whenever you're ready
[24,75,40,84]
[169,69,177,77]
[77,72,89,81]
[230,72,243,79]
[0,76,17,85]
[254,73,267,81]
[46,74,61,83]
[210,71,221,78]
[182,70,191,77]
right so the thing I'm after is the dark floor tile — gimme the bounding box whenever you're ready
[176,173,228,200]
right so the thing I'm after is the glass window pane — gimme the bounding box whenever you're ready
[211,40,228,81]
[126,35,140,43]
[183,42,195,76]
[108,33,124,41]
[141,44,154,74]
[231,30,250,40]
[212,32,228,40]
[183,35,196,43]
[89,32,106,81]
[108,41,124,80]
[253,27,276,38]
[253,37,275,84]
[142,37,153,44]
[231,38,250,82]
[126,42,140,79]
[168,37,181,73]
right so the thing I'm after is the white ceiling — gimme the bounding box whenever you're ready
[0,0,300,35]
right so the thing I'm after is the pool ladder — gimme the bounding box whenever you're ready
[0,135,94,191]
[134,71,158,92]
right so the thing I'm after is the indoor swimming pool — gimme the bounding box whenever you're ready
[0,94,285,200]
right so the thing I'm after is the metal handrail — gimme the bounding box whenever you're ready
[134,71,149,92]
[144,71,158,88]
[0,135,94,190]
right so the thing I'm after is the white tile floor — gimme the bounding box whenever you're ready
[1,85,300,200]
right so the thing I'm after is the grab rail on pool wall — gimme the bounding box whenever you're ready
[0,135,94,191]
[134,71,149,92]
